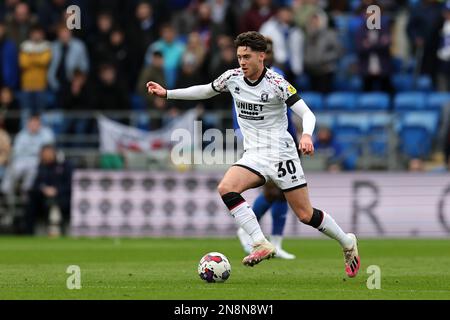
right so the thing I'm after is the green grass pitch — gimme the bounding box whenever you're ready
[0,237,449,300]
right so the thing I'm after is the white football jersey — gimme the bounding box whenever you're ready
[212,67,300,159]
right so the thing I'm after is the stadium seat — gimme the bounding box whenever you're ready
[393,92,426,111]
[367,113,392,156]
[427,92,450,111]
[333,74,362,92]
[398,110,440,135]
[399,125,433,158]
[300,92,324,111]
[333,14,352,52]
[357,92,390,110]
[392,73,414,91]
[325,92,357,110]
[333,125,363,170]
[336,113,370,131]
[416,75,433,92]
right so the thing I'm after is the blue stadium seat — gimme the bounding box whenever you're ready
[336,113,370,131]
[399,125,433,158]
[416,75,433,92]
[325,92,357,110]
[334,125,363,170]
[398,110,440,135]
[357,92,390,110]
[367,113,392,156]
[392,73,414,91]
[393,92,426,110]
[333,74,362,92]
[300,92,324,111]
[427,92,450,111]
[333,14,352,52]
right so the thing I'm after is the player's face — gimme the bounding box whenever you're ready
[236,46,265,80]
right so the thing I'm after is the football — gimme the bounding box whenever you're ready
[198,252,231,283]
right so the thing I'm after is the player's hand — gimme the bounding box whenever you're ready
[299,134,314,156]
[146,81,167,98]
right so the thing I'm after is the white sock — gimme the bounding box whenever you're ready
[270,235,282,249]
[230,202,267,244]
[318,212,353,250]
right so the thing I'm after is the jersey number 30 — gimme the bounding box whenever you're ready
[277,160,296,178]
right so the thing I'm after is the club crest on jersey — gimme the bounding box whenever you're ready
[287,85,297,94]
[234,86,240,94]
[260,91,269,102]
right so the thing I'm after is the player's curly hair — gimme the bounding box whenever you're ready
[234,31,267,52]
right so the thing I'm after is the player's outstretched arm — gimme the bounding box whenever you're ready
[146,81,220,101]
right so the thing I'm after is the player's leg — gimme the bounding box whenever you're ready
[236,181,281,254]
[236,191,271,254]
[218,165,275,266]
[270,199,296,259]
[283,186,360,277]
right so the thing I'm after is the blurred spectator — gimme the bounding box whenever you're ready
[127,1,160,89]
[93,63,130,123]
[0,86,20,135]
[175,55,205,110]
[48,23,89,99]
[207,0,239,36]
[304,12,342,93]
[239,0,276,34]
[407,0,444,82]
[182,32,206,74]
[260,6,304,79]
[36,0,68,41]
[408,158,425,172]
[0,0,21,21]
[108,28,131,89]
[191,2,222,49]
[208,41,238,111]
[88,11,115,67]
[0,21,19,89]
[145,24,185,89]
[0,127,11,179]
[61,69,95,137]
[314,126,341,163]
[18,24,52,122]
[355,13,393,93]
[25,144,72,235]
[1,114,55,197]
[4,2,38,47]
[437,2,450,92]
[172,1,200,34]
[292,0,322,31]
[137,50,166,107]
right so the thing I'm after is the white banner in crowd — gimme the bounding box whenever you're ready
[97,109,198,153]
[71,171,450,238]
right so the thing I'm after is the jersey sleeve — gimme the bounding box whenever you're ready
[272,77,301,108]
[211,69,238,93]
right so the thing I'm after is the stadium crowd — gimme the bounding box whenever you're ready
[0,0,450,234]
